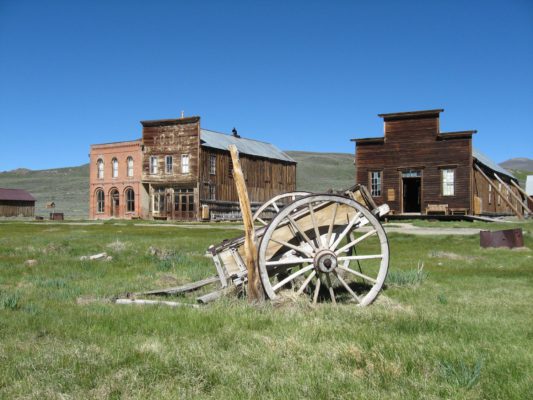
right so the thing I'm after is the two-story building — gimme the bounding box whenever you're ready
[89,116,296,220]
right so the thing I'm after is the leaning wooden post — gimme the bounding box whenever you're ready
[228,145,265,303]
[511,180,533,202]
[494,173,532,215]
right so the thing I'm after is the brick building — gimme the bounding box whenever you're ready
[89,116,296,220]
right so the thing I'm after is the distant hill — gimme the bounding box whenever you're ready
[0,152,355,218]
[0,165,89,218]
[500,158,533,172]
[286,151,355,193]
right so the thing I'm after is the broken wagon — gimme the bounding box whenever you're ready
[121,185,390,306]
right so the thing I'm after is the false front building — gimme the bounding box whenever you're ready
[89,116,296,221]
[353,109,525,217]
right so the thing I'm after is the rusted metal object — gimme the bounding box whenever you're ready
[480,228,523,248]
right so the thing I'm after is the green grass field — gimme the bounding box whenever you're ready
[1,220,532,399]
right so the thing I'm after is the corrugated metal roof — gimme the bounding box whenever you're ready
[0,188,36,202]
[200,129,296,163]
[473,148,515,180]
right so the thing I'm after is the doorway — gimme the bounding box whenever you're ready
[173,188,195,220]
[110,189,120,217]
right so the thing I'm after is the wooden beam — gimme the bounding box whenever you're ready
[494,174,532,215]
[474,164,523,219]
[138,276,220,296]
[511,180,533,202]
[228,145,265,303]
[115,299,200,308]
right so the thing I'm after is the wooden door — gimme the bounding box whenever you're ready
[173,188,195,220]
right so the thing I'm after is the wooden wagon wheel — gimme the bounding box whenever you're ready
[258,194,389,306]
[252,192,311,226]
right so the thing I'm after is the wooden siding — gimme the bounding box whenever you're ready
[356,114,472,214]
[198,148,297,205]
[472,166,523,215]
[0,200,35,217]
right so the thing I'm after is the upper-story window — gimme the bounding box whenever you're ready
[97,159,104,179]
[370,171,382,197]
[442,169,455,196]
[181,154,190,174]
[166,156,173,174]
[150,156,158,174]
[210,155,216,175]
[112,158,119,178]
[127,156,134,177]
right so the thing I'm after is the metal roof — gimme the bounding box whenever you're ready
[0,188,36,202]
[473,148,516,180]
[200,129,296,163]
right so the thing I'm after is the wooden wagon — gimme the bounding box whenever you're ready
[120,185,390,307]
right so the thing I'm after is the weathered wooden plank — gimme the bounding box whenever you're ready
[138,276,220,296]
[115,299,200,308]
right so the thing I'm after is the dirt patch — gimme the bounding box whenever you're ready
[429,251,478,261]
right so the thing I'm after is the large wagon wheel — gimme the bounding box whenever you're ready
[258,194,389,306]
[252,192,311,226]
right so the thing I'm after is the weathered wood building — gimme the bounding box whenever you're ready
[90,116,296,221]
[0,188,36,217]
[353,109,526,217]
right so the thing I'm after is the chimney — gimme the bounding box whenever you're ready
[232,127,241,138]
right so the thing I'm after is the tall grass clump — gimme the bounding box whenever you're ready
[439,358,483,389]
[386,261,427,287]
[1,291,21,310]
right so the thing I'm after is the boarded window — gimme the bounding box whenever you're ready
[442,169,455,196]
[112,158,118,178]
[210,155,216,175]
[150,156,158,174]
[127,156,134,177]
[370,171,381,196]
[488,185,492,205]
[166,156,173,174]
[97,159,104,179]
[96,189,104,213]
[497,183,502,205]
[181,155,190,174]
[126,188,135,212]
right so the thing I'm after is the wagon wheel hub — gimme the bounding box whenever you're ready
[314,250,337,273]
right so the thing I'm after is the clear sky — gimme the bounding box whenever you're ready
[1,0,532,171]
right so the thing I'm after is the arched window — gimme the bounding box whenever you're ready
[112,158,119,178]
[127,156,134,177]
[126,188,135,212]
[97,159,104,179]
[96,189,105,213]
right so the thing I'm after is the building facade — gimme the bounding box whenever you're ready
[353,109,524,217]
[89,116,296,220]
[0,188,36,217]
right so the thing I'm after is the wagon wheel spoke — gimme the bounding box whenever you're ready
[272,202,280,212]
[326,202,339,248]
[296,270,316,295]
[335,229,377,255]
[287,214,317,251]
[308,203,324,248]
[338,265,377,284]
[334,270,361,303]
[265,257,314,267]
[270,238,314,258]
[257,217,268,226]
[313,275,321,304]
[337,254,383,262]
[330,212,362,251]
[272,264,314,292]
[325,274,337,305]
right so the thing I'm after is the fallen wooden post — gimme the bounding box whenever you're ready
[138,276,220,296]
[115,299,200,308]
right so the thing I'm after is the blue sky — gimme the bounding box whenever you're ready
[0,0,532,171]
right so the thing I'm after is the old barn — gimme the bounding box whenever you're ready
[353,109,527,218]
[89,116,296,221]
[0,188,36,217]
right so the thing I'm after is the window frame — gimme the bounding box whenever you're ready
[125,188,135,213]
[97,159,104,179]
[96,189,105,213]
[165,155,173,174]
[112,158,119,178]
[210,154,216,175]
[181,154,190,174]
[127,156,134,177]
[209,184,216,200]
[441,168,455,197]
[150,156,158,175]
[369,170,382,197]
